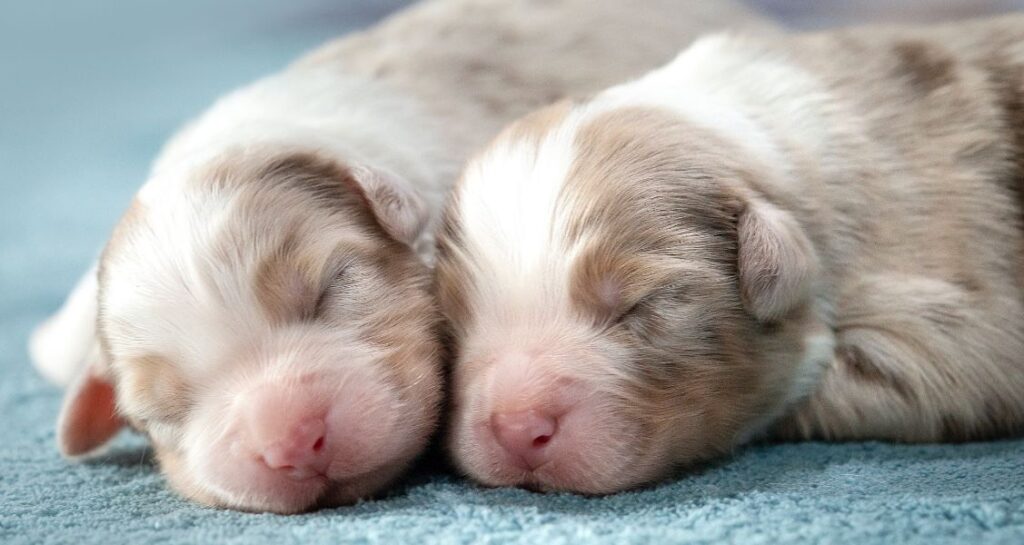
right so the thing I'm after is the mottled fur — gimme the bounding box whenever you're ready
[437,14,1024,494]
[29,0,769,512]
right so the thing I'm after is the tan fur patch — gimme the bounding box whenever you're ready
[892,40,957,93]
[433,201,470,330]
[563,106,743,322]
[202,151,380,231]
[119,355,192,423]
[252,228,323,324]
[836,344,914,402]
[203,150,418,325]
[557,106,812,461]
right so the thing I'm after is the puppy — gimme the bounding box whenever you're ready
[436,14,1024,494]
[27,0,769,513]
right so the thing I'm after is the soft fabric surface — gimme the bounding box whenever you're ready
[2,2,1023,544]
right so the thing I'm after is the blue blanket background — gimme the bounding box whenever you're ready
[2,1,1023,543]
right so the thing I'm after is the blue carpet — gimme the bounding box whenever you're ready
[1,1,1023,544]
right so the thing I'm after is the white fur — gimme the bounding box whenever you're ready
[456,117,584,324]
[29,264,100,386]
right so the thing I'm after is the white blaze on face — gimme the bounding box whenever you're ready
[455,120,584,327]
[443,104,661,493]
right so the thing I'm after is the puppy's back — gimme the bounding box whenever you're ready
[294,0,774,154]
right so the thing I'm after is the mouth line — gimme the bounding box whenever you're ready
[508,469,561,494]
[315,464,384,496]
[311,472,379,510]
[298,473,330,484]
[508,456,553,474]
[323,455,388,483]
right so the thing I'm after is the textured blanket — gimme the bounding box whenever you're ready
[2,1,1022,543]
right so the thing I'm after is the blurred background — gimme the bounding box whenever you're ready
[1,0,1023,316]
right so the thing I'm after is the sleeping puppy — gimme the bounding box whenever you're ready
[27,0,770,513]
[436,14,1024,494]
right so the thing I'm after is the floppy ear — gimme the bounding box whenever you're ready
[349,164,430,247]
[736,198,818,322]
[57,355,125,458]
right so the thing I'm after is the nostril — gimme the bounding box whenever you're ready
[257,417,328,474]
[491,410,560,470]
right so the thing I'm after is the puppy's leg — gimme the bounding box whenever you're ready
[29,264,100,387]
[776,274,1024,442]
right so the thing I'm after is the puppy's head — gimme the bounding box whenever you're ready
[436,104,826,494]
[58,147,443,513]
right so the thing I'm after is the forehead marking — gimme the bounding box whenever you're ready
[452,102,582,309]
[101,150,387,373]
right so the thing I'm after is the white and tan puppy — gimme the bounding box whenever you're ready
[28,0,769,513]
[436,14,1024,494]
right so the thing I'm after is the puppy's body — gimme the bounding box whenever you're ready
[437,14,1024,494]
[753,17,1024,441]
[29,0,769,512]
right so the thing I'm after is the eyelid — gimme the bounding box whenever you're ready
[617,282,687,323]
[312,257,357,318]
[330,261,352,282]
[319,253,358,290]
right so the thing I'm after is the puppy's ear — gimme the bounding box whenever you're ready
[57,353,124,458]
[349,164,429,247]
[736,197,818,322]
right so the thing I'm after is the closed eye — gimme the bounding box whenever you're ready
[313,261,352,319]
[616,282,689,325]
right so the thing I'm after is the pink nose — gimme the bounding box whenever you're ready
[491,410,558,470]
[258,418,328,480]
